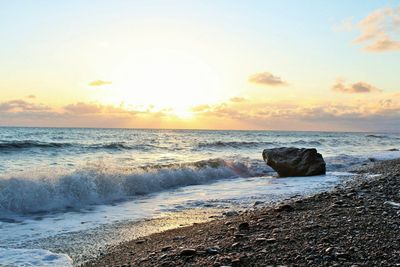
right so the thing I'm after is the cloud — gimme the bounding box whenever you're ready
[0,99,50,112]
[352,6,400,52]
[88,80,112,86]
[0,99,165,127]
[332,80,381,93]
[248,72,287,86]
[1,95,400,131]
[64,102,102,114]
[26,95,36,99]
[190,93,400,131]
[191,104,211,112]
[229,97,246,103]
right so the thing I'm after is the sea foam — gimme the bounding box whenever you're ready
[0,159,254,216]
[0,248,73,267]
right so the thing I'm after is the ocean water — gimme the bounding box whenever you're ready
[0,127,399,266]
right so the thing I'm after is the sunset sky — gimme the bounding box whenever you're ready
[1,1,399,131]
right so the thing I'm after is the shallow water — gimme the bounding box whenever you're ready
[0,128,399,265]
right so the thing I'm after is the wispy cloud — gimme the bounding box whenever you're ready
[64,102,103,114]
[1,96,400,131]
[191,93,400,131]
[88,80,112,86]
[350,6,400,52]
[248,72,287,86]
[229,97,246,103]
[0,99,50,112]
[332,80,381,93]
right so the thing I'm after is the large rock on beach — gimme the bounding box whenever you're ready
[262,147,326,177]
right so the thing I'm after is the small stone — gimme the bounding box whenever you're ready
[266,238,276,243]
[335,252,350,259]
[173,236,186,241]
[255,237,267,243]
[180,248,196,256]
[253,201,263,206]
[275,204,294,212]
[231,242,240,248]
[325,247,333,253]
[223,210,239,217]
[161,246,172,252]
[135,239,146,244]
[206,247,220,254]
[238,222,250,230]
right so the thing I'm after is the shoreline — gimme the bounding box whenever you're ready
[82,159,400,266]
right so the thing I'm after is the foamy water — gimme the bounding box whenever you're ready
[0,128,399,266]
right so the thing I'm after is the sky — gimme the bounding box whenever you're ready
[0,0,399,132]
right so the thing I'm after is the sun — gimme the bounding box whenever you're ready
[92,49,225,118]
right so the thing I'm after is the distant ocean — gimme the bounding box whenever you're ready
[1,127,399,266]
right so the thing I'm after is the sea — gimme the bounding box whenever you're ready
[0,127,399,266]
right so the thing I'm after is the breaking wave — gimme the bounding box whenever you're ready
[0,159,256,215]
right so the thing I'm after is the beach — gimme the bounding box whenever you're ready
[1,129,399,266]
[82,158,400,266]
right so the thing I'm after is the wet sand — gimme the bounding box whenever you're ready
[82,159,400,266]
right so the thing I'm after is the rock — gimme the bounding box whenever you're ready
[262,147,326,177]
[253,201,263,206]
[135,239,146,244]
[206,247,220,254]
[231,242,240,248]
[265,238,277,243]
[173,235,186,241]
[234,233,245,239]
[223,210,239,217]
[180,248,196,256]
[255,237,267,243]
[161,246,172,252]
[238,222,250,230]
[384,201,400,208]
[275,204,294,212]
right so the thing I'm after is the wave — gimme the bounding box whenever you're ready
[87,142,134,150]
[0,140,72,150]
[197,140,322,149]
[197,141,275,149]
[366,134,389,139]
[289,140,322,146]
[0,159,256,215]
[0,140,155,152]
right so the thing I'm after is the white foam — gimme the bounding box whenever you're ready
[0,248,72,266]
[0,159,254,215]
[370,150,400,161]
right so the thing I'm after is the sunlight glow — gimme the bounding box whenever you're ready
[93,49,224,118]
